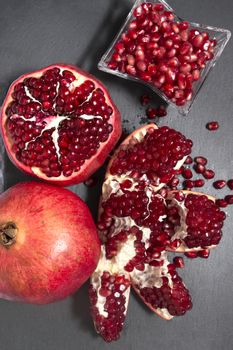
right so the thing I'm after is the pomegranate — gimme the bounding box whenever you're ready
[0,181,100,304]
[0,64,121,185]
[106,2,218,107]
[89,124,226,341]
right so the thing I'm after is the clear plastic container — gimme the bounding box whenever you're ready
[98,0,231,115]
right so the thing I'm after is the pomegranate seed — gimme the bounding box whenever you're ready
[213,180,226,189]
[198,249,210,259]
[173,256,185,268]
[203,169,215,179]
[206,121,219,131]
[140,94,151,105]
[84,177,97,187]
[215,199,228,208]
[227,179,233,190]
[194,164,205,174]
[182,167,193,179]
[225,195,233,204]
[185,251,198,259]
[146,107,157,119]
[184,180,194,189]
[194,156,207,166]
[173,191,185,202]
[184,156,193,165]
[156,106,167,117]
[193,179,205,187]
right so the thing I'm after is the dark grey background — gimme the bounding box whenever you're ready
[0,0,232,349]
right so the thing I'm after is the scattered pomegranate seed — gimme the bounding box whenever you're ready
[84,177,97,187]
[203,169,215,179]
[194,164,205,174]
[225,195,233,204]
[156,106,167,117]
[213,180,226,189]
[194,156,207,166]
[173,256,185,268]
[215,199,228,208]
[184,156,193,165]
[198,249,210,259]
[206,121,219,131]
[182,167,193,179]
[146,107,157,119]
[140,94,151,105]
[194,179,205,187]
[185,251,198,259]
[183,180,194,189]
[227,179,233,190]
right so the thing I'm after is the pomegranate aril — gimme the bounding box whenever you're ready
[213,180,226,189]
[203,169,215,179]
[185,251,198,259]
[206,121,219,131]
[173,257,185,268]
[182,168,193,179]
[194,156,207,165]
[184,180,194,189]
[184,156,193,165]
[156,106,167,117]
[194,164,205,174]
[227,179,233,190]
[216,199,228,208]
[225,195,233,205]
[198,249,210,259]
[146,107,157,119]
[140,94,151,105]
[193,179,205,187]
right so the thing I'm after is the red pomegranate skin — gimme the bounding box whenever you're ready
[0,182,100,304]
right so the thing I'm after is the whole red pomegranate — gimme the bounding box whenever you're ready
[0,64,121,185]
[0,181,100,304]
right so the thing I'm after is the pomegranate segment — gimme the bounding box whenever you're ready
[1,64,121,185]
[132,253,192,318]
[89,248,131,342]
[109,124,192,186]
[105,2,218,107]
[166,191,226,251]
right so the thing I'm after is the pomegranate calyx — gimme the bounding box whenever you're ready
[0,222,17,247]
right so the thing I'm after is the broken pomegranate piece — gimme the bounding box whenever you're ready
[109,124,192,188]
[89,247,131,342]
[165,191,226,252]
[89,124,226,342]
[131,252,192,319]
[1,64,121,185]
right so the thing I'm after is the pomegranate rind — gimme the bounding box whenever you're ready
[0,63,121,185]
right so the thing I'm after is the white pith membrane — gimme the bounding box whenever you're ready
[4,66,115,181]
[90,124,196,341]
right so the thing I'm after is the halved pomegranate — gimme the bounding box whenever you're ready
[0,64,121,185]
[89,124,226,342]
